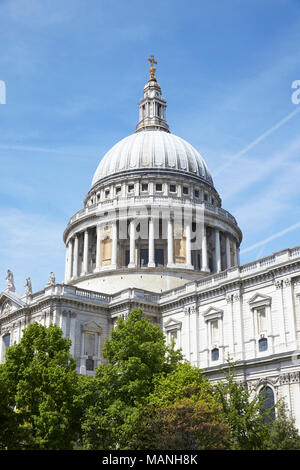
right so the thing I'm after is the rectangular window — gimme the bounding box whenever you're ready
[141,183,148,192]
[105,189,110,198]
[155,248,164,267]
[156,183,163,192]
[140,248,149,267]
[3,333,10,349]
[183,186,189,195]
[211,320,219,343]
[84,332,96,357]
[169,184,176,193]
[86,358,95,371]
[128,184,134,193]
[194,189,199,198]
[204,193,208,201]
[115,186,121,195]
[257,308,267,333]
[125,250,130,266]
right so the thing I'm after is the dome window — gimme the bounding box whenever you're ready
[141,183,148,192]
[183,186,189,195]
[128,184,135,193]
[194,189,199,198]
[155,183,163,192]
[105,189,110,198]
[204,193,208,201]
[115,186,121,195]
[169,184,176,193]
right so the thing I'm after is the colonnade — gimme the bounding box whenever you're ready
[65,218,239,282]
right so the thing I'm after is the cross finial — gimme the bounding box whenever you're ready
[147,55,157,81]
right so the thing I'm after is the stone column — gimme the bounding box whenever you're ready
[148,218,155,267]
[233,240,238,266]
[201,225,209,272]
[73,235,79,278]
[83,229,89,274]
[67,238,73,281]
[65,242,69,281]
[111,220,118,268]
[95,224,102,271]
[167,218,174,266]
[185,222,193,268]
[215,229,221,273]
[226,235,231,269]
[128,220,136,268]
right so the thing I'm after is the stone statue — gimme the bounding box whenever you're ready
[5,269,15,292]
[24,277,32,296]
[45,272,56,287]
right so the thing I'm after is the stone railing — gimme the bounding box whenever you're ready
[159,245,300,303]
[66,196,238,228]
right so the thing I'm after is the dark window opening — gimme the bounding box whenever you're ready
[260,386,275,422]
[156,183,163,192]
[259,337,268,352]
[125,250,130,266]
[3,333,10,349]
[86,358,94,371]
[155,249,164,267]
[170,184,176,193]
[140,248,149,267]
[211,348,219,361]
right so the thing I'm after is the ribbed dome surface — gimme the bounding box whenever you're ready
[92,131,213,187]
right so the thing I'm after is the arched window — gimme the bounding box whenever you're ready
[260,386,275,422]
[211,347,219,362]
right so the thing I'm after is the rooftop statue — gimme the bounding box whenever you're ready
[5,269,15,293]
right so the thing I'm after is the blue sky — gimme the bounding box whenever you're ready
[1,0,300,293]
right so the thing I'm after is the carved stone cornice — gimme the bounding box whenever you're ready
[279,371,300,385]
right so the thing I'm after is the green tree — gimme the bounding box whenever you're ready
[0,323,80,449]
[129,362,231,450]
[214,360,273,450]
[148,361,218,407]
[129,399,230,450]
[263,399,300,450]
[81,308,183,449]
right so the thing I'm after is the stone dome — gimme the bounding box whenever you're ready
[91,130,214,187]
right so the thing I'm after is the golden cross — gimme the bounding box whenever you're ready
[147,55,157,67]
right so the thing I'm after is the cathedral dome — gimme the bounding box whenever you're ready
[91,130,214,187]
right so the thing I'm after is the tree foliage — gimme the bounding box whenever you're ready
[0,323,80,449]
[214,360,275,450]
[263,399,300,450]
[1,315,300,450]
[129,362,231,450]
[80,308,183,449]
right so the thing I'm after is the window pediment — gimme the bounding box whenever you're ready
[164,317,182,331]
[82,321,102,334]
[0,292,24,318]
[248,293,271,309]
[202,306,223,322]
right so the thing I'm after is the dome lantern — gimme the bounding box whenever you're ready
[136,56,170,133]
